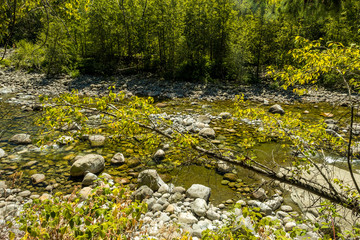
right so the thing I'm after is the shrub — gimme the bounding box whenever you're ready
[14,184,147,239]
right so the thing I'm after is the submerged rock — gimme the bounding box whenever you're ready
[268,104,285,115]
[89,135,106,147]
[9,134,31,145]
[70,154,105,176]
[111,152,125,164]
[199,128,216,138]
[31,174,45,184]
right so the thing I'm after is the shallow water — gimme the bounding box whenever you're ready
[0,96,356,204]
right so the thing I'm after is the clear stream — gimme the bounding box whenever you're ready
[0,96,357,205]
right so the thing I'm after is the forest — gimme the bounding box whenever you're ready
[1,0,360,239]
[1,0,359,83]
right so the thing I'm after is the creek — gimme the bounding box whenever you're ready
[0,95,358,205]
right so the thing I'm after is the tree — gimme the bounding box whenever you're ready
[34,37,360,237]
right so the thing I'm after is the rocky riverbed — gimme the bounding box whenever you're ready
[0,169,320,240]
[0,68,359,239]
[0,68,357,106]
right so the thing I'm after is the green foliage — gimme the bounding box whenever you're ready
[3,0,359,81]
[11,40,45,72]
[16,183,147,239]
[267,37,360,94]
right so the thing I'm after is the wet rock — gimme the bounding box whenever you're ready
[70,154,105,177]
[82,172,98,186]
[199,128,215,138]
[132,185,154,201]
[111,152,125,164]
[137,169,167,191]
[31,174,45,184]
[89,135,106,147]
[23,160,38,168]
[186,184,211,202]
[9,134,31,145]
[216,160,233,174]
[223,173,237,182]
[268,104,285,115]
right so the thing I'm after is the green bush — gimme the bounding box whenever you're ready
[14,184,147,240]
[11,40,45,72]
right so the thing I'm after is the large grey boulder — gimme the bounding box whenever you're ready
[9,134,32,145]
[137,169,167,191]
[191,198,208,217]
[70,154,105,176]
[186,184,211,202]
[268,104,285,115]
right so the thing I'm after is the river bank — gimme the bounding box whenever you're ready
[0,68,356,106]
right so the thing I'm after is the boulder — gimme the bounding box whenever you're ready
[186,184,211,202]
[70,154,105,177]
[268,104,285,115]
[82,172,98,186]
[191,198,208,217]
[199,128,216,138]
[132,185,154,201]
[137,169,167,191]
[9,134,31,145]
[111,152,125,164]
[89,135,106,147]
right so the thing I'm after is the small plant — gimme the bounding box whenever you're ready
[11,40,45,72]
[14,183,147,239]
